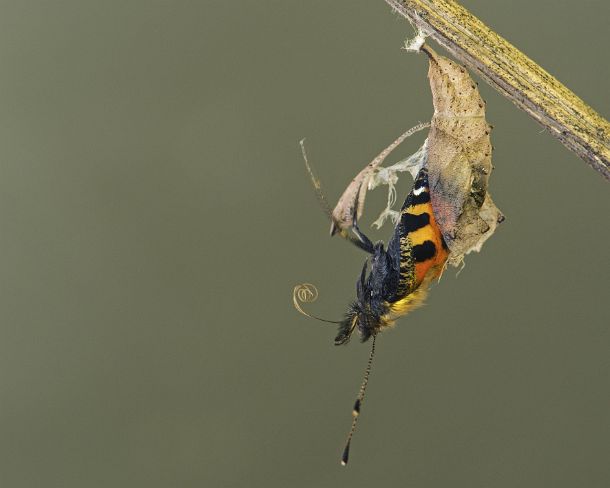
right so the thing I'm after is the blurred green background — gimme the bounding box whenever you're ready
[0,1,608,487]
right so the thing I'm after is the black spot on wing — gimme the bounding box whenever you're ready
[410,191,431,205]
[412,240,436,262]
[401,212,430,233]
[412,169,428,190]
[399,168,430,210]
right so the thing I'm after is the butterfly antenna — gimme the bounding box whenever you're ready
[341,334,377,466]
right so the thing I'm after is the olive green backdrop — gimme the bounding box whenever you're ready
[0,1,608,487]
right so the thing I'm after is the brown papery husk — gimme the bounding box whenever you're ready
[423,45,504,267]
[329,124,430,236]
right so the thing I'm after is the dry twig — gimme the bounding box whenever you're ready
[384,0,610,180]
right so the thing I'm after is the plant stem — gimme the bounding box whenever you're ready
[384,0,610,180]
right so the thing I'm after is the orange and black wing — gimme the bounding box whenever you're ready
[386,168,448,302]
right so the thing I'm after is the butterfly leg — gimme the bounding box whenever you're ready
[350,203,375,254]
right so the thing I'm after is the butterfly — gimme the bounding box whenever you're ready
[295,143,448,464]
